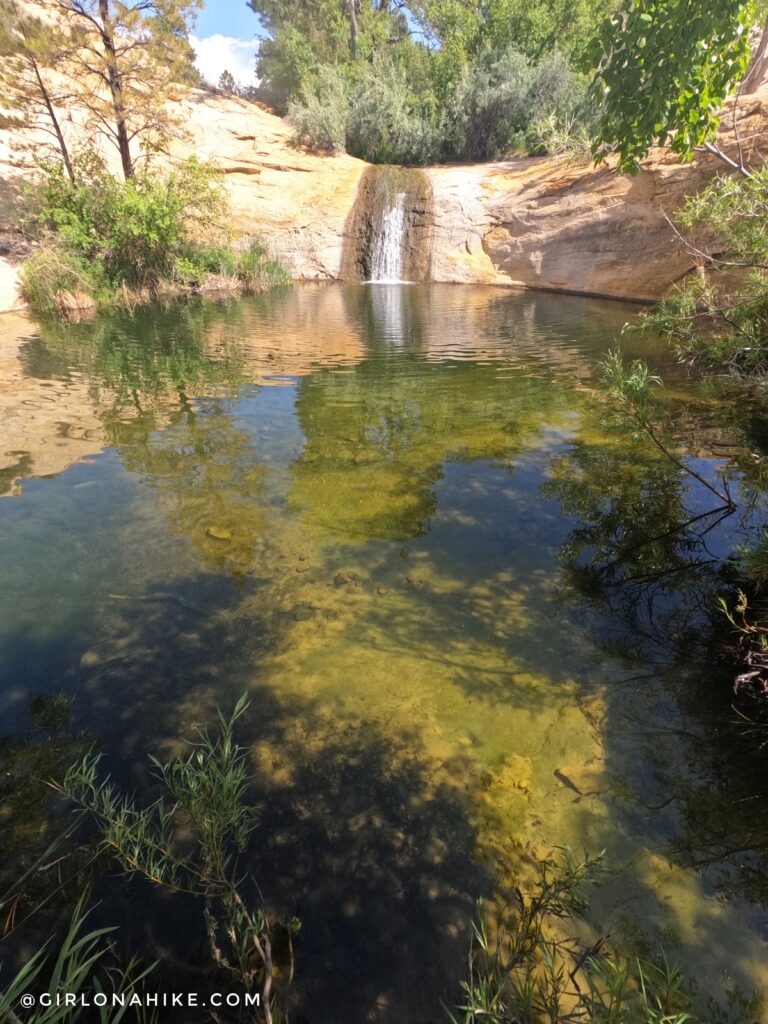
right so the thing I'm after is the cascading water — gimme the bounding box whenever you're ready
[342,165,433,284]
[369,191,408,283]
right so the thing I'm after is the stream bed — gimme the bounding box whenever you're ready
[2,283,768,1022]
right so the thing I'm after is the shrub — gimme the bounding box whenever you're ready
[21,153,289,314]
[288,65,350,153]
[344,57,441,165]
[57,696,295,1023]
[19,245,104,315]
[34,151,227,289]
[235,240,292,291]
[451,849,697,1024]
[527,111,594,158]
[289,57,441,164]
[639,169,768,373]
[446,47,593,161]
[288,46,596,165]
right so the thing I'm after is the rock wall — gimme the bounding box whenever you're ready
[1,86,767,312]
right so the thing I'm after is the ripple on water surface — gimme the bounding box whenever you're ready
[1,284,768,1022]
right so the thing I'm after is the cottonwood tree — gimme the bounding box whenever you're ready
[42,0,203,179]
[0,0,76,179]
[591,0,761,174]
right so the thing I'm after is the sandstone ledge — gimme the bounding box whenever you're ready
[2,87,767,313]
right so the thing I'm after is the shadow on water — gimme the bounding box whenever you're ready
[1,672,490,1024]
[540,399,768,1019]
[4,284,768,1019]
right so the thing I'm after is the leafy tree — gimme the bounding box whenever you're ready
[218,68,237,93]
[0,0,76,180]
[44,0,203,180]
[410,0,617,99]
[639,168,768,371]
[591,0,755,174]
[248,0,412,110]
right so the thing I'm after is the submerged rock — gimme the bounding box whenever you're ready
[206,526,233,541]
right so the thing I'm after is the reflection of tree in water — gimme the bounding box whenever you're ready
[543,403,768,911]
[24,303,278,580]
[291,358,574,542]
[117,400,273,579]
[542,432,732,659]
[23,300,249,417]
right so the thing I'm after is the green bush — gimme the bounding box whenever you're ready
[289,57,440,164]
[639,169,768,373]
[19,245,105,315]
[233,239,292,291]
[21,153,289,314]
[288,65,350,153]
[445,48,594,161]
[345,56,441,165]
[288,47,595,164]
[34,151,227,288]
[452,850,697,1024]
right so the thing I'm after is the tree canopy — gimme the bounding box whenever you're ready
[592,0,755,172]
[1,0,202,180]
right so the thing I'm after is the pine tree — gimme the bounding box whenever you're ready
[0,0,76,180]
[43,0,203,180]
[218,68,237,94]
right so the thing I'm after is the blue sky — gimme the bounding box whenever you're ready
[196,1,261,41]
[191,1,264,88]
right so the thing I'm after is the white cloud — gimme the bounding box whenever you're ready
[191,34,258,89]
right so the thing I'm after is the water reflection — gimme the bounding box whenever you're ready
[1,284,768,1021]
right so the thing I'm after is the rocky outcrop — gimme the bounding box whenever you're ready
[1,86,767,312]
[427,91,768,302]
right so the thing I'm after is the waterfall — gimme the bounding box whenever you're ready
[370,191,408,283]
[342,166,433,283]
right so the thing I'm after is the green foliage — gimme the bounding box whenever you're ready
[20,154,288,315]
[234,240,292,291]
[598,350,735,510]
[250,0,413,110]
[289,47,597,164]
[256,0,604,162]
[640,169,768,371]
[288,65,350,152]
[20,246,105,315]
[0,896,156,1024]
[345,57,440,164]
[591,0,754,173]
[34,152,226,287]
[599,349,663,412]
[445,48,593,161]
[450,849,696,1024]
[58,696,293,1022]
[412,0,616,90]
[219,68,237,93]
[0,0,75,177]
[290,56,440,163]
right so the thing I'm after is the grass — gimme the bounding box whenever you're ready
[450,849,697,1024]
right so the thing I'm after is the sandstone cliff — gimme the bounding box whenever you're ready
[1,86,767,312]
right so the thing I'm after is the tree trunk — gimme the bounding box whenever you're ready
[97,0,133,178]
[30,54,75,181]
[345,0,359,58]
[743,17,768,94]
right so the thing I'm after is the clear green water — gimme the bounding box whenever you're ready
[2,284,768,1022]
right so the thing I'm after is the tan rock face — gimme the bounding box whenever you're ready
[167,94,367,280]
[1,86,766,311]
[428,90,768,301]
